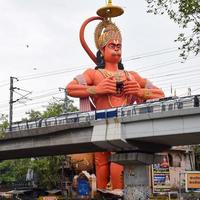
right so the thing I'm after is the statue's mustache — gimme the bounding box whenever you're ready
[111,52,121,57]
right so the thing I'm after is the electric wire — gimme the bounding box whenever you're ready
[124,48,178,61]
[0,46,199,121]
[0,52,198,89]
[148,64,199,79]
[135,56,200,73]
[0,88,59,106]
[153,73,200,85]
[0,47,180,86]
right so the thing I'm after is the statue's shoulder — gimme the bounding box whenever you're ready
[82,68,99,82]
[127,70,147,87]
[84,67,96,72]
[127,70,137,75]
[127,70,142,79]
[126,70,138,78]
[83,68,97,75]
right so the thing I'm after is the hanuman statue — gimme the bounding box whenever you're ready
[66,0,164,190]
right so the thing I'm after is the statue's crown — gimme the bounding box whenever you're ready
[94,20,122,49]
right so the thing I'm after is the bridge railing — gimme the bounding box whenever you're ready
[8,95,200,133]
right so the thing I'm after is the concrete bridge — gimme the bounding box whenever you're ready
[0,107,200,160]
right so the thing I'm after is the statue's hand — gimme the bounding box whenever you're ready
[96,77,116,95]
[123,80,141,96]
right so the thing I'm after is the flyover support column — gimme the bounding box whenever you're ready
[111,152,162,200]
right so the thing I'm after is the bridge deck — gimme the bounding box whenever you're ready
[0,107,199,160]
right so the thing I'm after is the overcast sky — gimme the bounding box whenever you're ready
[0,0,199,121]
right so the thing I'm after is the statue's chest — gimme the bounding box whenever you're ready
[93,69,129,85]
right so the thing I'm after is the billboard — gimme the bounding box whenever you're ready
[152,155,171,193]
[186,171,200,192]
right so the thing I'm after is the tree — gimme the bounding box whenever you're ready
[146,0,200,59]
[0,114,9,138]
[0,159,31,185]
[0,157,63,189]
[24,100,78,121]
[42,102,64,118]
[31,156,64,189]
[0,160,16,184]
[23,110,42,121]
[26,100,77,188]
[0,100,78,189]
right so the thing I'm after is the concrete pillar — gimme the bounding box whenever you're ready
[111,152,162,200]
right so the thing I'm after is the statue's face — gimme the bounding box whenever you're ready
[101,39,122,64]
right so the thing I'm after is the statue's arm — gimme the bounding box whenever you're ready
[66,69,95,98]
[66,68,116,98]
[131,71,165,100]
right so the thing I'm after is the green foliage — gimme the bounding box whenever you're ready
[0,114,9,138]
[31,156,64,189]
[146,0,200,59]
[65,99,78,113]
[0,157,63,189]
[0,99,78,189]
[42,103,63,118]
[24,110,42,121]
[194,145,200,153]
[25,99,78,121]
[0,160,15,183]
[0,159,30,184]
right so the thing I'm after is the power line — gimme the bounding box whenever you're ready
[0,90,63,110]
[161,83,200,91]
[158,75,200,86]
[0,49,197,89]
[18,66,89,81]
[178,87,200,96]
[154,73,200,85]
[159,81,200,91]
[0,82,9,88]
[0,88,59,106]
[1,69,199,111]
[0,47,180,84]
[124,47,177,59]
[0,46,198,121]
[136,56,200,73]
[148,64,199,79]
[30,91,61,101]
[124,48,178,61]
[0,46,197,86]
[2,69,199,109]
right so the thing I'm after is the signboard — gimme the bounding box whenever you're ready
[186,171,200,192]
[152,155,171,193]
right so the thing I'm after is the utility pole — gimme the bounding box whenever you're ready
[9,76,18,131]
[64,89,68,113]
[188,87,191,96]
[59,87,68,113]
[9,77,31,132]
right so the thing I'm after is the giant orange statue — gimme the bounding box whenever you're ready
[66,0,164,191]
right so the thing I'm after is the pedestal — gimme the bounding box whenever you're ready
[111,152,162,200]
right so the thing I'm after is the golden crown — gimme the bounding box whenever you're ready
[94,20,122,49]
